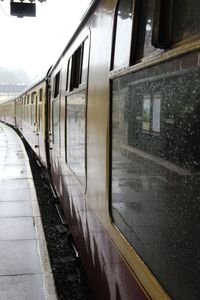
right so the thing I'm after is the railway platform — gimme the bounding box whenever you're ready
[0,123,57,300]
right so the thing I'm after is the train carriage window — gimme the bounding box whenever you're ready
[30,92,35,126]
[35,95,38,124]
[113,0,200,70]
[171,0,200,43]
[151,0,200,49]
[66,57,72,91]
[38,89,43,130]
[113,0,133,70]
[21,99,23,119]
[54,71,60,98]
[31,92,35,104]
[28,94,31,124]
[31,105,34,125]
[19,99,21,119]
[52,71,61,144]
[39,88,43,102]
[69,38,89,91]
[52,98,60,145]
[24,96,26,120]
[113,0,160,68]
[66,92,86,184]
[81,37,89,83]
[70,46,82,90]
[26,103,28,123]
[133,0,158,61]
[111,51,200,300]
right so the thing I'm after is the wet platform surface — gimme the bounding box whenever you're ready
[0,123,57,300]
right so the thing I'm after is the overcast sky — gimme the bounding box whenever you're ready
[0,0,91,81]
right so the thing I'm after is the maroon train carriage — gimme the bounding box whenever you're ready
[1,0,200,299]
[0,78,48,167]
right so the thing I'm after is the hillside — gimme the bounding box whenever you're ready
[0,66,30,84]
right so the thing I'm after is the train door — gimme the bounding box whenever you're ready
[45,87,52,170]
[19,98,23,133]
[49,70,61,189]
[64,36,90,188]
[34,93,39,155]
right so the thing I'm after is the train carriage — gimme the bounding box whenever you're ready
[0,99,16,126]
[16,78,48,166]
[48,0,200,299]
[0,77,48,167]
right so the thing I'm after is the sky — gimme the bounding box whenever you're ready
[0,0,91,81]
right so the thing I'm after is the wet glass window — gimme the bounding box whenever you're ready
[70,46,82,91]
[111,51,200,300]
[81,38,89,83]
[31,105,34,126]
[65,38,89,184]
[39,88,43,102]
[68,38,89,91]
[31,92,35,104]
[134,0,157,61]
[24,98,27,121]
[66,57,72,91]
[52,99,59,145]
[53,71,60,98]
[113,0,133,69]
[172,0,200,43]
[66,92,86,184]
[30,93,35,125]
[37,96,42,131]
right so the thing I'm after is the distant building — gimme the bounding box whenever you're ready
[0,84,27,102]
